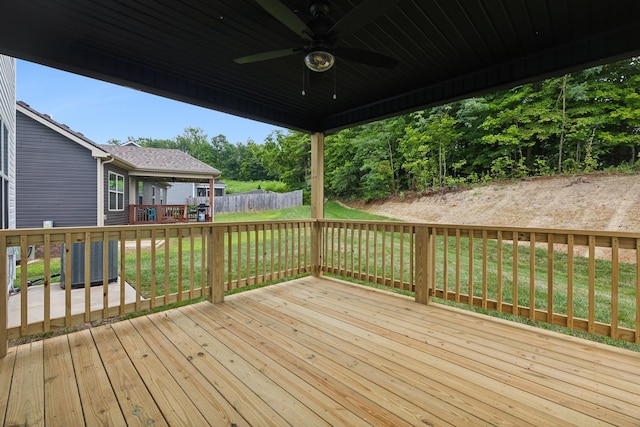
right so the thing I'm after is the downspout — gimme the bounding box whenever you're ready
[209,177,214,222]
[97,155,115,226]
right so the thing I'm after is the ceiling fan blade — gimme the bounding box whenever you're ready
[256,0,313,40]
[335,47,399,68]
[330,0,402,38]
[234,48,299,64]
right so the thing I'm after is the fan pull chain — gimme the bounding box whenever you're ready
[333,64,337,99]
[301,63,306,96]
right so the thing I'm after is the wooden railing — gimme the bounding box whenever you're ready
[0,220,311,355]
[2,219,638,357]
[319,220,640,344]
[129,204,191,224]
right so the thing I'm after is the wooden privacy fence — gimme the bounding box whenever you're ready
[214,190,303,214]
[0,220,312,355]
[319,220,640,344]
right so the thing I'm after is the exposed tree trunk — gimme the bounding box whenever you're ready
[387,136,396,193]
[558,74,567,174]
[438,144,445,188]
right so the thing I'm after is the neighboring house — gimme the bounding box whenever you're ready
[0,55,16,291]
[101,143,222,212]
[0,56,15,231]
[166,181,226,205]
[15,102,221,228]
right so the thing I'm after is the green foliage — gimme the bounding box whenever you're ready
[399,108,462,190]
[224,180,289,194]
[261,130,310,191]
[583,142,599,173]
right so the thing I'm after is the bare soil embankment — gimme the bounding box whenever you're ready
[360,174,640,262]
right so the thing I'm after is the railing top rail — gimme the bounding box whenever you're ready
[315,218,640,239]
[0,219,316,237]
[3,219,639,239]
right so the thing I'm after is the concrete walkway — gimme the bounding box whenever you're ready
[7,279,140,328]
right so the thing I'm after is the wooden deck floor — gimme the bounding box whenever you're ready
[1,276,639,426]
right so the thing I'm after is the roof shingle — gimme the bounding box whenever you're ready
[100,144,221,177]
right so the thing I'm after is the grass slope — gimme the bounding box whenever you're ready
[215,201,395,222]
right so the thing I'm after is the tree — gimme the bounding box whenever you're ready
[399,108,460,191]
[261,130,310,190]
[176,127,214,164]
[240,140,271,181]
[325,128,362,198]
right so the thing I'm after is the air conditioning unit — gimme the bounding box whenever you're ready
[60,241,118,289]
[14,245,35,264]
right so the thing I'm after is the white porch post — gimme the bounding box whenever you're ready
[310,132,324,277]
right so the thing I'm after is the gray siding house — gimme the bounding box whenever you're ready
[1,55,17,292]
[166,181,226,205]
[101,144,222,220]
[16,102,221,228]
[16,103,108,227]
[0,56,15,231]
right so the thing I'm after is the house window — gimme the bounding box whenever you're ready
[0,119,8,229]
[108,171,125,211]
[197,186,210,197]
[2,123,7,175]
[152,186,156,204]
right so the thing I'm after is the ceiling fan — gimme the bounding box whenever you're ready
[234,0,401,73]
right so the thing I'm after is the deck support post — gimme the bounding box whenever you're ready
[0,238,8,357]
[415,225,432,304]
[208,225,225,303]
[310,132,324,277]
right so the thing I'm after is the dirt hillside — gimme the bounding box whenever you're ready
[361,174,640,233]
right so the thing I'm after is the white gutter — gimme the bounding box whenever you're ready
[97,155,115,226]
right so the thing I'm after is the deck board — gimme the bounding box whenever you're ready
[132,315,247,426]
[271,279,640,424]
[1,276,639,426]
[69,329,127,426]
[111,320,212,426]
[0,347,15,425]
[43,335,83,426]
[5,341,44,426]
[255,283,575,425]
[91,325,168,426]
[175,305,332,427]
[223,292,474,425]
[240,286,538,426]
[193,302,416,426]
[157,308,290,426]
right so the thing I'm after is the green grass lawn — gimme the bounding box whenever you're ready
[14,203,639,351]
[16,202,393,288]
[214,201,394,222]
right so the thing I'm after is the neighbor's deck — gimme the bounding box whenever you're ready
[1,276,639,426]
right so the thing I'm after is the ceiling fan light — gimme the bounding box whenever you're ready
[304,50,335,72]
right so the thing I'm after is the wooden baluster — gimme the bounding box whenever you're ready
[588,235,596,334]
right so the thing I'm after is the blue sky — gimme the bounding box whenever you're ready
[16,60,284,145]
